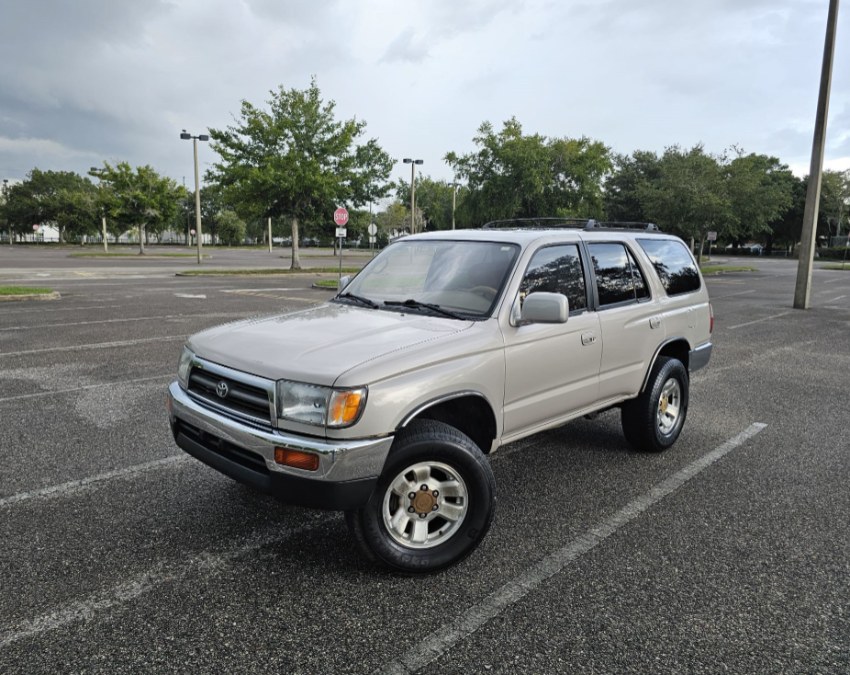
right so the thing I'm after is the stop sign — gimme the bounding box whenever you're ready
[334,207,349,226]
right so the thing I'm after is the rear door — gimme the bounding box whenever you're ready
[587,241,664,400]
[502,243,602,439]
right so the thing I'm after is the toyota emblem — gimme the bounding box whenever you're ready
[215,381,229,398]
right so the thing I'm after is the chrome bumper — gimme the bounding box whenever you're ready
[689,342,713,372]
[167,381,394,483]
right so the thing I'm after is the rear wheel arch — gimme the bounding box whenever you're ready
[641,338,691,392]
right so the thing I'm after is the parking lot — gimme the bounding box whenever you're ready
[1,246,848,674]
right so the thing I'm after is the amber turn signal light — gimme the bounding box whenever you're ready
[274,447,320,471]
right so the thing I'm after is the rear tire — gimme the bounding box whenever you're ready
[622,356,689,452]
[346,419,495,574]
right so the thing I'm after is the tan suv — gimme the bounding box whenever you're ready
[166,221,713,573]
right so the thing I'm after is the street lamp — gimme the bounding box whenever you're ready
[180,130,209,264]
[403,158,423,233]
[89,167,110,253]
[450,181,460,230]
[2,179,9,246]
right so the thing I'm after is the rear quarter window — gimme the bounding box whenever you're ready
[637,239,701,296]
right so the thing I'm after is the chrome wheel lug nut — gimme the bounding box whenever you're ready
[408,506,415,513]
[418,512,427,519]
[420,484,428,491]
[408,492,416,500]
[432,490,439,497]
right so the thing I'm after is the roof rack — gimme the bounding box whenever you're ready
[482,218,660,232]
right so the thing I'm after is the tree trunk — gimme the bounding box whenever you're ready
[290,216,301,270]
[139,224,146,255]
[697,235,706,265]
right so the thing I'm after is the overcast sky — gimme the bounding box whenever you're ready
[1,0,847,194]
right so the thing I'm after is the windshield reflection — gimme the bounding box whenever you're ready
[336,240,519,317]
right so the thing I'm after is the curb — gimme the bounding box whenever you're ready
[0,291,61,302]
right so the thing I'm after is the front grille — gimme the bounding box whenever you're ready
[188,368,273,426]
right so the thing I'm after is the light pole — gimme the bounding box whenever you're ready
[180,130,209,264]
[450,181,460,230]
[2,179,9,246]
[403,158,423,233]
[89,168,110,253]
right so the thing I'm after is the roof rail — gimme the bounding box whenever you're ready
[587,221,661,231]
[482,218,591,230]
[482,218,660,232]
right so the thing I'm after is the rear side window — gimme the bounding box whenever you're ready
[588,243,650,307]
[637,239,701,296]
[519,244,587,312]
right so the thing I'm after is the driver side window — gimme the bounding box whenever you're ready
[519,244,588,313]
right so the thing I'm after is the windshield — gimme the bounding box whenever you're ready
[337,239,520,318]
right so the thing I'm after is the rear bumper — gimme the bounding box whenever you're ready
[167,381,392,510]
[689,342,713,372]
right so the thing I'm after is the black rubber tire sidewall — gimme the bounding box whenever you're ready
[347,419,495,574]
[622,357,689,453]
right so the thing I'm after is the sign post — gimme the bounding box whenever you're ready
[334,208,349,285]
[367,223,377,256]
[707,230,717,260]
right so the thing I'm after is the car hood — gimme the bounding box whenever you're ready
[187,302,474,385]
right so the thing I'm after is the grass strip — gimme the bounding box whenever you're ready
[70,252,201,258]
[0,286,54,296]
[178,267,361,276]
[700,265,757,275]
[822,263,850,270]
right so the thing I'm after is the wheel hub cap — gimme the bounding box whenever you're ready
[411,488,436,514]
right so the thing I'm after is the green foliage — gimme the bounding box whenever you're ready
[445,117,611,225]
[395,177,462,230]
[93,162,181,252]
[207,77,392,268]
[604,151,662,222]
[724,150,794,239]
[5,169,98,242]
[216,210,247,246]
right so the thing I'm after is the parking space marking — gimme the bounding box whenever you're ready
[0,455,191,509]
[0,335,187,358]
[0,521,325,649]
[710,289,757,300]
[824,277,846,284]
[0,374,173,404]
[0,312,246,332]
[0,304,122,316]
[377,423,768,675]
[727,311,792,330]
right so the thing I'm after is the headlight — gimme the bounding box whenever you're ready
[277,380,367,428]
[177,346,195,388]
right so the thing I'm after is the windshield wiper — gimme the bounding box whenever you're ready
[384,299,466,320]
[336,292,379,309]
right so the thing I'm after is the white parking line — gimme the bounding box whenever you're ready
[0,374,173,404]
[0,455,191,509]
[710,289,756,300]
[0,335,186,358]
[0,522,324,648]
[376,423,768,675]
[727,311,792,330]
[0,312,246,332]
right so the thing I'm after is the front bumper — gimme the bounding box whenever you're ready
[167,381,393,510]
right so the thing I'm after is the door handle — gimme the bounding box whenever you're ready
[649,316,662,329]
[581,332,597,346]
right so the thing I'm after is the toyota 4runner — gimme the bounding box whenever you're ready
[166,220,713,573]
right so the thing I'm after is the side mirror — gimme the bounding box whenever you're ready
[339,275,351,291]
[520,292,569,324]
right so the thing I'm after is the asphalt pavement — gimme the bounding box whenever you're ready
[0,247,848,674]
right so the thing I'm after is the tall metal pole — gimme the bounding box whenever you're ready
[193,137,202,265]
[794,0,840,309]
[102,213,108,253]
[451,182,458,230]
[2,179,9,246]
[410,162,416,234]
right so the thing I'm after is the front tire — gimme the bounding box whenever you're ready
[621,356,689,452]
[346,419,495,573]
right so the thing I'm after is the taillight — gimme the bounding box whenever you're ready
[709,303,715,334]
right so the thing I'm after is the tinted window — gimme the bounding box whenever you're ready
[637,239,701,295]
[589,243,649,307]
[519,244,587,312]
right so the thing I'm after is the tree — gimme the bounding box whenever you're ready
[5,169,98,243]
[216,210,247,246]
[723,151,794,242]
[604,151,662,222]
[94,162,181,253]
[445,117,611,224]
[375,201,408,237]
[395,176,460,231]
[819,169,850,241]
[208,78,392,269]
[638,145,731,262]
